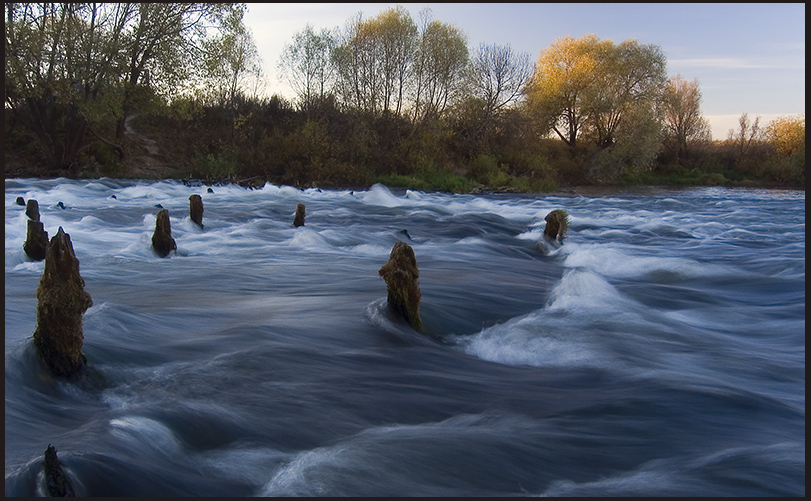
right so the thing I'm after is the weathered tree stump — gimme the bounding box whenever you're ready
[43,445,76,497]
[26,199,40,221]
[378,241,422,331]
[189,194,204,228]
[33,228,92,379]
[24,219,50,261]
[151,209,177,257]
[293,203,306,227]
[544,209,570,242]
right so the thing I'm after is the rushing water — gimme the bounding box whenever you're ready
[4,178,805,496]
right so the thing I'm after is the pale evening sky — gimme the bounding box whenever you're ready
[242,3,805,140]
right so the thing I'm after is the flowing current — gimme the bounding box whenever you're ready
[4,178,805,496]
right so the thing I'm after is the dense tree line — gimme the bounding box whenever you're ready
[5,4,804,190]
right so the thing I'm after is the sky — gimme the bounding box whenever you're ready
[242,3,805,140]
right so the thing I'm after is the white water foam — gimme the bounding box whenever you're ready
[561,242,735,279]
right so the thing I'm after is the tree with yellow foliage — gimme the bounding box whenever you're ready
[524,34,667,180]
[763,114,805,157]
[524,34,605,149]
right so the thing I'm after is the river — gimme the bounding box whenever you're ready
[4,178,805,496]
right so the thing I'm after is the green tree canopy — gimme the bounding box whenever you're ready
[4,2,244,170]
[278,23,338,112]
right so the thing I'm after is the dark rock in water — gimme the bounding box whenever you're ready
[207,187,214,194]
[24,219,50,261]
[110,194,117,199]
[378,241,422,331]
[189,194,204,228]
[544,209,570,242]
[16,196,25,206]
[237,177,264,189]
[33,228,92,379]
[56,201,66,210]
[398,229,412,240]
[293,203,306,227]
[151,209,177,257]
[154,203,163,209]
[43,445,75,497]
[26,199,40,221]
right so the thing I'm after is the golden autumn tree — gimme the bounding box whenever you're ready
[524,34,606,150]
[525,34,668,181]
[763,114,805,157]
[760,114,805,185]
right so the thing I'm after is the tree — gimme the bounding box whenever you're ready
[375,6,417,115]
[727,112,762,157]
[203,4,264,109]
[584,38,667,149]
[761,114,804,185]
[332,12,377,113]
[409,9,468,123]
[763,114,804,157]
[4,3,240,172]
[466,42,534,144]
[5,3,133,169]
[524,34,607,149]
[662,74,711,160]
[115,3,237,138]
[332,7,417,116]
[524,34,669,180]
[278,23,338,112]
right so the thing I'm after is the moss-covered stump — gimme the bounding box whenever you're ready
[25,199,41,221]
[378,241,422,331]
[33,228,92,379]
[293,203,306,227]
[43,445,76,497]
[24,219,50,261]
[151,209,177,257]
[189,194,204,228]
[544,209,570,242]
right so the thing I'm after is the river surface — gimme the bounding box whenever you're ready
[4,179,805,496]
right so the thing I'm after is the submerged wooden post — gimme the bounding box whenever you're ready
[151,209,177,257]
[189,194,204,228]
[24,199,50,260]
[43,445,76,497]
[293,203,305,227]
[26,199,40,221]
[378,241,422,331]
[33,228,92,379]
[544,209,570,242]
[24,219,50,261]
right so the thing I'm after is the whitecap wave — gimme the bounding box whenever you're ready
[109,416,182,457]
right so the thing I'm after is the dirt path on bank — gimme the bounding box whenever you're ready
[122,114,175,178]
